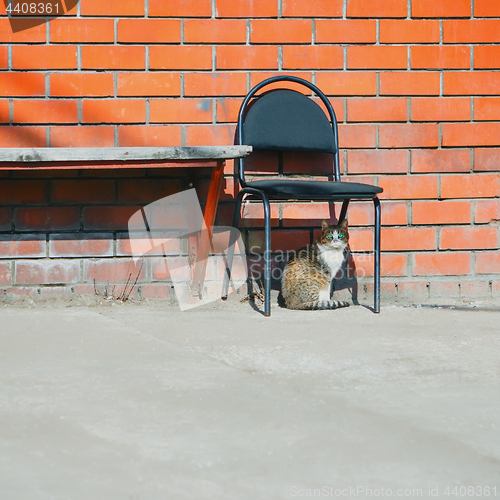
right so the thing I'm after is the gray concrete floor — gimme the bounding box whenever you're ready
[1,298,500,499]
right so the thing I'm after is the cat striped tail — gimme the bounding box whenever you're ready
[298,299,350,310]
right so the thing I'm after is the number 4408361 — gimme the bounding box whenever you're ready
[444,486,497,497]
[6,2,60,15]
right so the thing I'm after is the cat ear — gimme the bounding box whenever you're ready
[340,218,348,231]
[321,219,330,231]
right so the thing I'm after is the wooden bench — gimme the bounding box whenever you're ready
[0,146,252,296]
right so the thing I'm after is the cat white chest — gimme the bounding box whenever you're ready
[318,246,345,276]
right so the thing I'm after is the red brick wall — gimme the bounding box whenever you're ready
[0,0,499,302]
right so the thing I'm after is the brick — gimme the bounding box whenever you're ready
[414,253,471,276]
[315,20,376,44]
[140,284,171,299]
[380,72,440,96]
[13,100,78,124]
[218,46,280,70]
[184,73,247,97]
[380,20,439,43]
[0,46,7,69]
[117,19,181,43]
[443,72,500,96]
[379,175,438,200]
[50,19,114,43]
[411,46,470,70]
[12,45,77,70]
[149,0,211,17]
[475,0,500,17]
[249,72,313,91]
[429,282,460,298]
[250,20,312,44]
[219,102,256,123]
[50,126,115,147]
[223,202,279,227]
[476,252,500,274]
[0,19,46,43]
[443,123,500,147]
[0,101,8,124]
[82,100,145,124]
[248,229,310,253]
[49,233,113,258]
[411,149,471,173]
[475,47,500,70]
[348,98,407,123]
[117,73,181,97]
[444,20,500,43]
[117,179,181,204]
[0,262,12,285]
[474,148,500,172]
[460,280,491,297]
[347,46,407,70]
[0,126,46,147]
[185,125,236,146]
[0,74,45,97]
[316,72,377,96]
[347,0,407,17]
[349,254,407,278]
[83,206,140,230]
[50,73,114,97]
[150,99,212,124]
[395,281,428,299]
[149,46,212,71]
[475,200,500,223]
[82,46,145,70]
[0,208,11,231]
[379,124,439,148]
[0,180,47,205]
[15,207,79,231]
[411,98,471,122]
[338,125,376,149]
[381,227,436,251]
[440,227,498,250]
[15,260,80,285]
[0,235,46,258]
[474,98,500,121]
[84,258,147,284]
[216,0,277,17]
[185,19,246,43]
[51,180,115,204]
[283,0,342,17]
[117,232,182,257]
[81,0,145,16]
[343,200,407,226]
[38,286,76,299]
[412,200,471,224]
[118,126,182,147]
[347,150,408,174]
[440,174,500,199]
[412,0,471,17]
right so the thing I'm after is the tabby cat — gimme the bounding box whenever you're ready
[281,219,350,310]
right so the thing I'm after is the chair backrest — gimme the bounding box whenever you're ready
[236,76,341,187]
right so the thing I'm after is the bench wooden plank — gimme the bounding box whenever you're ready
[0,146,252,163]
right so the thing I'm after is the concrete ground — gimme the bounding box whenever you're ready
[0,296,499,500]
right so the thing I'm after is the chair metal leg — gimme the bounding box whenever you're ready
[221,190,244,300]
[338,199,350,224]
[222,188,271,317]
[262,194,271,317]
[373,197,381,313]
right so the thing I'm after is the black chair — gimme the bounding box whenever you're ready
[223,75,382,316]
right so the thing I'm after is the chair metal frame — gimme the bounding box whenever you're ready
[223,75,381,316]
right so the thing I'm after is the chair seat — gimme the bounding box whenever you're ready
[245,179,383,200]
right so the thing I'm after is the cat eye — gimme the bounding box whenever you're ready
[338,233,343,238]
[326,234,333,239]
